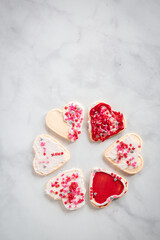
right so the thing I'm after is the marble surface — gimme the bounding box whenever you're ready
[0,0,160,239]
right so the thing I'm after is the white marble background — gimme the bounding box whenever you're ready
[0,0,160,239]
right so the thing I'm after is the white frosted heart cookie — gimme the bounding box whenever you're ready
[46,102,84,142]
[104,133,143,174]
[33,134,70,176]
[88,102,126,142]
[46,169,86,210]
[89,168,128,208]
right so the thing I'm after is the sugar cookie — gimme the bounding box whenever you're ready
[46,102,84,142]
[46,169,86,210]
[33,134,70,175]
[104,133,143,174]
[89,168,128,208]
[88,102,126,142]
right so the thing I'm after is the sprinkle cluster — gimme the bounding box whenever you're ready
[115,140,141,167]
[39,140,64,166]
[63,103,83,142]
[90,103,124,142]
[49,172,85,209]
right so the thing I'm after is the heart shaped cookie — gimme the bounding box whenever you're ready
[33,134,70,175]
[88,102,126,142]
[46,169,86,210]
[46,102,84,142]
[104,133,143,174]
[89,168,128,208]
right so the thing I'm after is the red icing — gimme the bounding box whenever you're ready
[89,103,124,142]
[92,171,124,204]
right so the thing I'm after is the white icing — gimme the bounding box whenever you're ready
[46,169,86,211]
[105,135,141,170]
[90,168,127,207]
[88,103,96,133]
[33,135,68,175]
[63,102,84,142]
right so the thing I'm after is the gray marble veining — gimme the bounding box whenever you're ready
[0,0,160,240]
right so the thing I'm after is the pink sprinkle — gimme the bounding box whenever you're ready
[39,161,42,164]
[46,161,50,164]
[61,174,64,177]
[50,190,53,193]
[40,142,45,146]
[69,134,73,139]
[42,161,45,163]
[69,205,71,208]
[138,145,141,148]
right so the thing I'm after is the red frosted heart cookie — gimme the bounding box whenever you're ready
[46,102,84,142]
[89,168,128,208]
[46,169,86,211]
[88,102,126,142]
